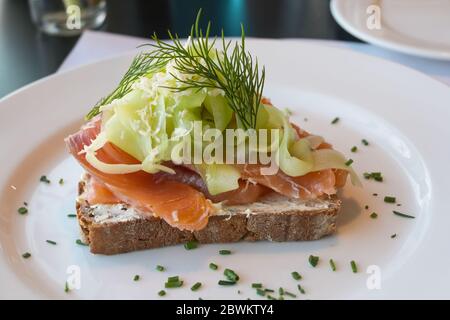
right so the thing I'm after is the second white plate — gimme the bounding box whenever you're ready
[331,0,450,60]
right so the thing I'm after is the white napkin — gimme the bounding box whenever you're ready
[59,30,450,86]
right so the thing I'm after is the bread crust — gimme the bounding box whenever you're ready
[76,180,340,255]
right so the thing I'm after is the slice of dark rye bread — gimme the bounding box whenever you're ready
[76,179,341,255]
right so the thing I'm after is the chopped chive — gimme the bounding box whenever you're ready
[75,239,88,246]
[46,240,57,245]
[22,252,31,259]
[59,178,64,185]
[252,283,262,288]
[40,175,51,184]
[309,255,319,267]
[370,212,378,219]
[158,290,166,296]
[64,281,70,293]
[184,240,198,250]
[23,202,28,206]
[284,291,297,298]
[278,287,284,295]
[364,172,383,182]
[297,284,306,294]
[345,159,354,166]
[256,288,265,296]
[329,259,336,271]
[167,276,179,283]
[133,275,140,281]
[224,268,239,282]
[350,260,358,273]
[391,233,397,239]
[191,282,202,291]
[278,296,284,300]
[218,280,236,286]
[393,211,415,219]
[264,288,275,293]
[67,214,76,218]
[361,139,369,146]
[156,265,165,272]
[384,196,396,203]
[237,290,241,294]
[331,117,340,124]
[209,262,218,270]
[291,271,302,280]
[373,193,378,196]
[351,146,357,153]
[18,207,28,215]
[364,205,369,210]
[219,249,232,255]
[165,280,183,288]
[267,295,276,300]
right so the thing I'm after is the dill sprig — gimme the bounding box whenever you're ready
[85,9,266,129]
[85,53,168,120]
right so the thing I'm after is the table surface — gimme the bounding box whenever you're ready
[0,0,360,98]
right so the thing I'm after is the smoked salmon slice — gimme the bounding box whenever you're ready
[66,118,214,231]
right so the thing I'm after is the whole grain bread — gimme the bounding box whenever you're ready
[76,179,341,255]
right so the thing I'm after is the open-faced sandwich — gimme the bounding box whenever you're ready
[66,13,358,255]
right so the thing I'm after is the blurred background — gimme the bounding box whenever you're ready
[0,0,359,98]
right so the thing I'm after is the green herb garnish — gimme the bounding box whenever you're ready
[331,117,340,124]
[329,259,336,271]
[350,260,358,273]
[218,280,236,286]
[291,271,302,280]
[75,239,88,246]
[67,214,76,218]
[252,283,262,288]
[309,255,319,267]
[191,282,202,291]
[267,295,276,300]
[184,240,198,250]
[391,233,397,239]
[18,207,28,215]
[165,276,183,288]
[351,146,357,153]
[59,178,64,185]
[345,159,353,166]
[86,10,265,130]
[46,240,57,245]
[156,265,165,272]
[65,281,70,293]
[361,139,369,146]
[158,290,166,296]
[393,211,415,219]
[133,275,140,281]
[40,175,50,184]
[22,252,31,259]
[384,196,396,203]
[370,212,378,219]
[219,249,232,255]
[283,290,297,298]
[297,284,306,294]
[256,288,265,296]
[224,268,239,282]
[209,262,218,270]
[363,172,383,182]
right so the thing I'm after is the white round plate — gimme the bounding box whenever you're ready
[331,0,450,60]
[1,39,450,299]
